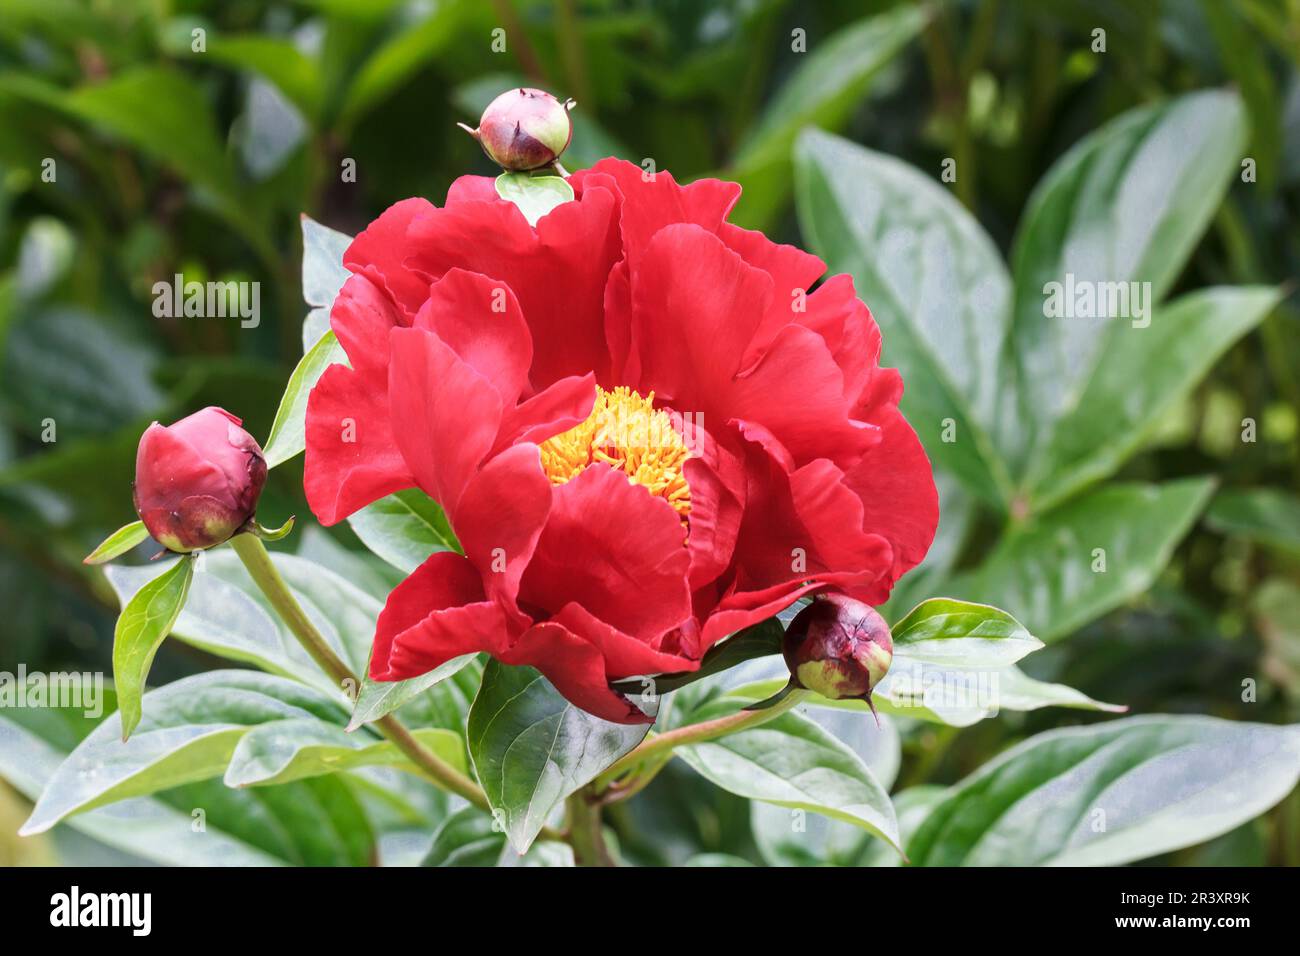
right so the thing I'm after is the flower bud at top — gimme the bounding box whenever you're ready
[133,406,266,553]
[463,87,574,171]
[782,594,893,702]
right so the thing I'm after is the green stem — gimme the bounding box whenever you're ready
[601,689,810,782]
[565,786,615,866]
[228,533,502,817]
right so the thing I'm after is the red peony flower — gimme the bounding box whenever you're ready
[304,159,938,723]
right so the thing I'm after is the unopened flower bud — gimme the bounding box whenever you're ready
[460,87,574,171]
[133,407,266,553]
[783,594,893,702]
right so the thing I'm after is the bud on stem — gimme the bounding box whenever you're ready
[782,594,893,720]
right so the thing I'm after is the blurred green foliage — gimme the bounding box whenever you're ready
[1,0,1299,865]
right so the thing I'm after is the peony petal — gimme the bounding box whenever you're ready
[371,551,508,681]
[494,372,597,453]
[454,443,552,613]
[412,268,533,406]
[446,175,500,204]
[518,463,692,642]
[550,603,698,680]
[387,327,503,515]
[330,271,406,376]
[630,225,873,470]
[500,621,651,724]
[343,197,437,318]
[304,363,414,526]
[405,182,622,389]
[843,403,939,586]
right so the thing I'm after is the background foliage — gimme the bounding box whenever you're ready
[1,0,1298,866]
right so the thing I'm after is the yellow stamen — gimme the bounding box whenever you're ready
[539,386,692,519]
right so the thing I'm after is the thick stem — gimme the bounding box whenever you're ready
[565,787,615,867]
[602,689,809,782]
[228,533,495,814]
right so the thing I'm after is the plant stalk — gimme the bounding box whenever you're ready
[565,787,615,866]
[228,533,499,815]
[601,688,810,782]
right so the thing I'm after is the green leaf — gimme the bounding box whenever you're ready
[348,654,477,731]
[467,661,649,853]
[1008,90,1248,470]
[754,783,944,867]
[0,708,286,866]
[494,173,575,227]
[955,478,1217,642]
[734,663,1124,728]
[422,806,506,867]
[83,520,149,565]
[338,2,470,129]
[1028,286,1282,510]
[112,555,195,740]
[907,716,1300,866]
[794,129,1013,508]
[205,35,323,121]
[348,488,460,573]
[300,215,353,352]
[20,671,348,835]
[731,5,929,229]
[675,694,901,853]
[890,599,1042,667]
[224,718,465,787]
[104,551,378,693]
[611,617,784,698]
[1205,487,1300,559]
[263,329,347,469]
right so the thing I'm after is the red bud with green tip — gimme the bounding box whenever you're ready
[460,87,574,171]
[783,594,893,705]
[133,407,266,553]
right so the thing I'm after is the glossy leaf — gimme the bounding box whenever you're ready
[105,551,377,690]
[347,488,460,573]
[263,329,347,469]
[890,599,1042,667]
[955,479,1217,642]
[732,5,928,229]
[795,128,1013,508]
[348,654,477,731]
[907,716,1300,866]
[1008,90,1248,468]
[112,555,195,740]
[300,215,353,351]
[1205,487,1300,558]
[224,718,465,787]
[1027,286,1281,510]
[83,520,149,565]
[676,694,901,853]
[467,661,649,853]
[494,173,574,227]
[21,671,348,835]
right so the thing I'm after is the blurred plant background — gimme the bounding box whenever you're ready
[1,0,1298,866]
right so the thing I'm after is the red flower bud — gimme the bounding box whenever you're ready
[133,407,266,553]
[783,594,893,702]
[461,87,574,171]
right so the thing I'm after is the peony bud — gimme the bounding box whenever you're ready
[133,407,266,553]
[783,594,893,703]
[460,87,574,171]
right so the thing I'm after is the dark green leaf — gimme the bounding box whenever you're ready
[908,716,1300,866]
[467,661,649,853]
[348,488,460,573]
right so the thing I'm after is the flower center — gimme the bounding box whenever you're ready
[539,386,691,519]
